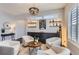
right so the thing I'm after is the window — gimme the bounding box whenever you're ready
[71,4,79,43]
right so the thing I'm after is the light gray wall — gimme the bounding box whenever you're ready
[0,19,26,40]
[14,20,26,39]
[26,9,64,33]
[0,8,64,40]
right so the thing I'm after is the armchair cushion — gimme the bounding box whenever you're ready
[46,37,61,47]
[22,35,34,41]
[22,35,34,46]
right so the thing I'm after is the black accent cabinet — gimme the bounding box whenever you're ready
[27,32,60,44]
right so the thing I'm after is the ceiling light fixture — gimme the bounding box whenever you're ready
[29,7,39,15]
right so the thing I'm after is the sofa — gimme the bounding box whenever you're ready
[0,40,20,55]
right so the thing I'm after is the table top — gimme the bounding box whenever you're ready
[27,41,41,48]
[22,41,41,48]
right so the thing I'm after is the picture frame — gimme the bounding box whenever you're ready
[39,20,46,30]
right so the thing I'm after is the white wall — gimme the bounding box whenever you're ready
[26,9,64,33]
[14,20,26,39]
[0,8,64,40]
[0,15,25,40]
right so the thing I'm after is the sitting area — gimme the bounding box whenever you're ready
[0,35,70,55]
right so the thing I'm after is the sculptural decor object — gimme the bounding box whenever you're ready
[3,22,11,30]
[1,28,5,33]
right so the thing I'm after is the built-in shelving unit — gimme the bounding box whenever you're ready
[27,20,38,28]
[49,20,62,27]
[27,19,62,29]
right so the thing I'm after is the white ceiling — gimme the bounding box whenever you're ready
[0,3,66,15]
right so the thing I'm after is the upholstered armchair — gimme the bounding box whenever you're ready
[0,40,20,55]
[22,35,34,46]
[45,37,70,55]
[46,37,61,47]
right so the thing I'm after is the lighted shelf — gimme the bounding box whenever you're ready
[49,20,62,27]
[27,20,38,28]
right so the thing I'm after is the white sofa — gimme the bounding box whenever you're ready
[0,40,20,55]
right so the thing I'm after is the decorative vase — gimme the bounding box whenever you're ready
[1,28,5,33]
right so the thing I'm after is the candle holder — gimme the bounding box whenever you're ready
[34,36,39,42]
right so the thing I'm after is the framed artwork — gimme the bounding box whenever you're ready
[39,20,46,30]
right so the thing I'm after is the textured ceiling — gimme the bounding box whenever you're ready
[0,3,66,15]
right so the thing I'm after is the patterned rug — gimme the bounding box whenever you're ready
[19,44,48,55]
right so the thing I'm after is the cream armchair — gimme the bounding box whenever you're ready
[45,37,70,55]
[0,40,20,55]
[22,35,34,46]
[46,37,61,47]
